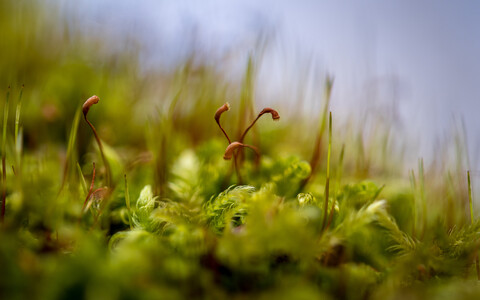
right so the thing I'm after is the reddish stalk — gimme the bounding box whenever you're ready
[83,96,111,187]
[239,108,280,143]
[215,103,243,182]
[215,103,232,144]
[215,103,280,183]
[223,142,260,167]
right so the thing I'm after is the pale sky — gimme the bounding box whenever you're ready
[66,0,480,169]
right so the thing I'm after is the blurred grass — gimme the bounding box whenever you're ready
[0,1,479,299]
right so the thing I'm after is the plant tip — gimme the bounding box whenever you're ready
[223,142,243,160]
[215,102,230,123]
[259,108,280,121]
[83,95,100,117]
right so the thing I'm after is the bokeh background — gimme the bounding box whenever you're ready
[2,0,479,178]
[3,2,480,298]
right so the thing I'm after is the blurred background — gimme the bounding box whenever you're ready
[4,2,480,297]
[2,0,479,173]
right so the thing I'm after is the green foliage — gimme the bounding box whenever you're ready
[0,1,479,299]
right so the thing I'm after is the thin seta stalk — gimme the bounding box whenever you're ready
[322,111,332,231]
[215,102,280,184]
[1,87,10,223]
[83,95,111,187]
[215,102,242,183]
[239,107,280,143]
[223,142,261,166]
[237,107,279,169]
[467,170,480,280]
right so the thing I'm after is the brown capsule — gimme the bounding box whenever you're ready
[259,108,280,121]
[223,142,244,160]
[83,95,100,117]
[214,102,230,123]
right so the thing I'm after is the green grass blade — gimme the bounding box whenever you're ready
[76,162,87,194]
[124,174,133,229]
[418,158,426,239]
[1,87,10,222]
[467,170,480,280]
[14,85,23,150]
[323,111,332,230]
[2,88,10,156]
[409,169,417,238]
[468,170,473,224]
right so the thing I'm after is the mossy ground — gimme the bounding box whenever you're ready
[1,1,480,299]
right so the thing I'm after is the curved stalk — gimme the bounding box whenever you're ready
[83,96,111,187]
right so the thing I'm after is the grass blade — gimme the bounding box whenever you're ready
[322,111,332,231]
[0,87,9,223]
[467,170,480,280]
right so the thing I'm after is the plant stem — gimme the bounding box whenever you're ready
[322,112,332,231]
[409,169,417,239]
[468,170,474,224]
[124,174,133,229]
[58,109,81,196]
[1,87,9,223]
[467,170,480,280]
[14,85,23,156]
[419,158,426,239]
[239,114,261,143]
[84,116,111,187]
[326,116,338,230]
[82,162,96,212]
[467,171,480,279]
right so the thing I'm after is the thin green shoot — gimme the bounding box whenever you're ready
[326,118,340,230]
[322,111,332,231]
[409,169,417,238]
[58,109,81,196]
[418,158,426,239]
[82,162,96,213]
[468,170,474,224]
[467,170,480,280]
[77,162,88,194]
[14,84,23,153]
[2,88,9,157]
[445,171,456,230]
[373,185,385,201]
[1,87,10,223]
[124,174,133,229]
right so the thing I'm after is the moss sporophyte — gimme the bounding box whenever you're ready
[82,95,112,188]
[214,102,280,183]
